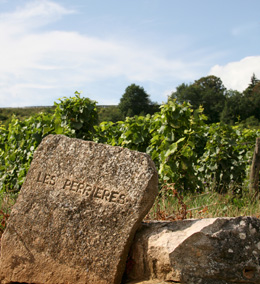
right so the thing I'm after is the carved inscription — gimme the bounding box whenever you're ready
[36,171,126,205]
[37,171,56,185]
[63,178,126,204]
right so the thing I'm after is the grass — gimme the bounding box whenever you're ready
[146,183,260,220]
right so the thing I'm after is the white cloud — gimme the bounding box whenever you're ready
[0,1,208,107]
[0,0,74,32]
[209,56,260,92]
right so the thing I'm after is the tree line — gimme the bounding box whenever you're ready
[1,74,259,126]
[99,74,260,125]
[118,74,260,125]
[170,74,260,125]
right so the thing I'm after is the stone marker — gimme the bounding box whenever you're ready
[0,134,158,284]
[126,217,260,284]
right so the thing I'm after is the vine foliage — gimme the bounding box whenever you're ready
[0,94,259,194]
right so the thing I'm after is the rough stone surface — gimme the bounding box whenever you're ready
[126,281,168,284]
[126,217,260,284]
[0,134,158,284]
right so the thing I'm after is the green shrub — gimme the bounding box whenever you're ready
[0,112,67,192]
[54,91,98,140]
[0,92,99,192]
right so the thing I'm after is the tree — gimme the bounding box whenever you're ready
[118,84,158,118]
[170,76,226,123]
[170,83,201,107]
[244,73,260,96]
[251,81,260,121]
[220,74,260,125]
[241,74,260,122]
[220,90,243,124]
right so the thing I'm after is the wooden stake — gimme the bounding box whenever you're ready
[249,138,260,199]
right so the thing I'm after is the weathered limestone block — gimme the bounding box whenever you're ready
[126,281,168,284]
[126,217,260,284]
[0,135,158,284]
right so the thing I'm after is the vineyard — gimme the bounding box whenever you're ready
[1,93,260,219]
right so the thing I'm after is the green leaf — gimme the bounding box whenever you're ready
[165,142,178,157]
[55,124,63,134]
[181,146,193,158]
[71,121,83,130]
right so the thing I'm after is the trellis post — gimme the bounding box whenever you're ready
[249,137,260,199]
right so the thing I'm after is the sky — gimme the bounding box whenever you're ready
[0,0,260,107]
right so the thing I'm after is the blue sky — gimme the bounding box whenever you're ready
[0,0,260,107]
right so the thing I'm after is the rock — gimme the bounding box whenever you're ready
[126,217,260,284]
[0,135,158,284]
[126,281,168,284]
